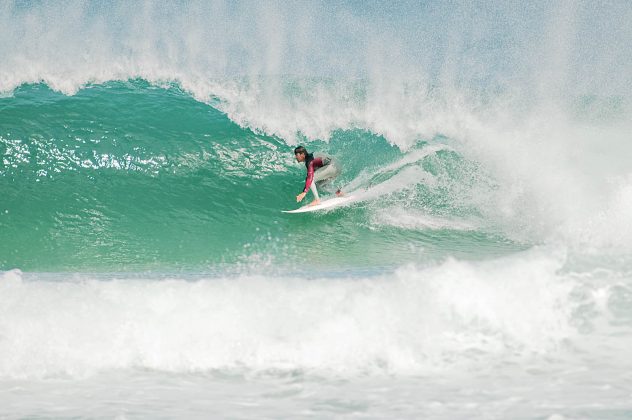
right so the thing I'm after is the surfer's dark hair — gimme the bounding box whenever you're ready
[294,146,313,168]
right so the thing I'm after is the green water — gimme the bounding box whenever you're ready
[1,82,522,271]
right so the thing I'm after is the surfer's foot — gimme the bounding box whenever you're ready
[309,199,321,206]
[335,189,344,197]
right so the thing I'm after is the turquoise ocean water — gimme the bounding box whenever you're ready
[1,81,520,272]
[1,1,632,418]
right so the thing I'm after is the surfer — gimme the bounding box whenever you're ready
[294,146,342,206]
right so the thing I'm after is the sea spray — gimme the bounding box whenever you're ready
[1,2,632,418]
[0,249,579,379]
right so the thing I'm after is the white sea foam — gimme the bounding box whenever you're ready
[373,207,477,231]
[2,3,632,417]
[0,249,594,379]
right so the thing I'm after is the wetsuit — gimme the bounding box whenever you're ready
[303,153,337,200]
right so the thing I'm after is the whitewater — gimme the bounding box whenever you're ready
[1,1,632,418]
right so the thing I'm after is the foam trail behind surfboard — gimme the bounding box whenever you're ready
[283,145,444,213]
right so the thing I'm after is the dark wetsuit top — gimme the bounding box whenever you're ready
[303,156,324,193]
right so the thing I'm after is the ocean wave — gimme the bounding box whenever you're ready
[1,249,606,379]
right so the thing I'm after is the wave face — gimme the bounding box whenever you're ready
[1,1,632,418]
[1,81,510,271]
[1,79,631,270]
[1,1,630,271]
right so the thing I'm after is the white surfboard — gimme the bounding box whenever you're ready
[282,195,354,214]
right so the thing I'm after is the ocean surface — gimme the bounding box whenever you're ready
[1,1,632,419]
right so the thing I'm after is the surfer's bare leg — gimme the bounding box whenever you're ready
[309,182,321,206]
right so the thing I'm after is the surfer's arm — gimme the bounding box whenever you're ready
[302,158,325,192]
[297,159,323,203]
[297,161,316,202]
[296,183,321,204]
[303,161,315,193]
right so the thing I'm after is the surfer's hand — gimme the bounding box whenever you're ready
[296,192,307,202]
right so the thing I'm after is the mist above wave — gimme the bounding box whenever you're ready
[2,1,631,253]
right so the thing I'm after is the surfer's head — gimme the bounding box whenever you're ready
[294,146,307,162]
